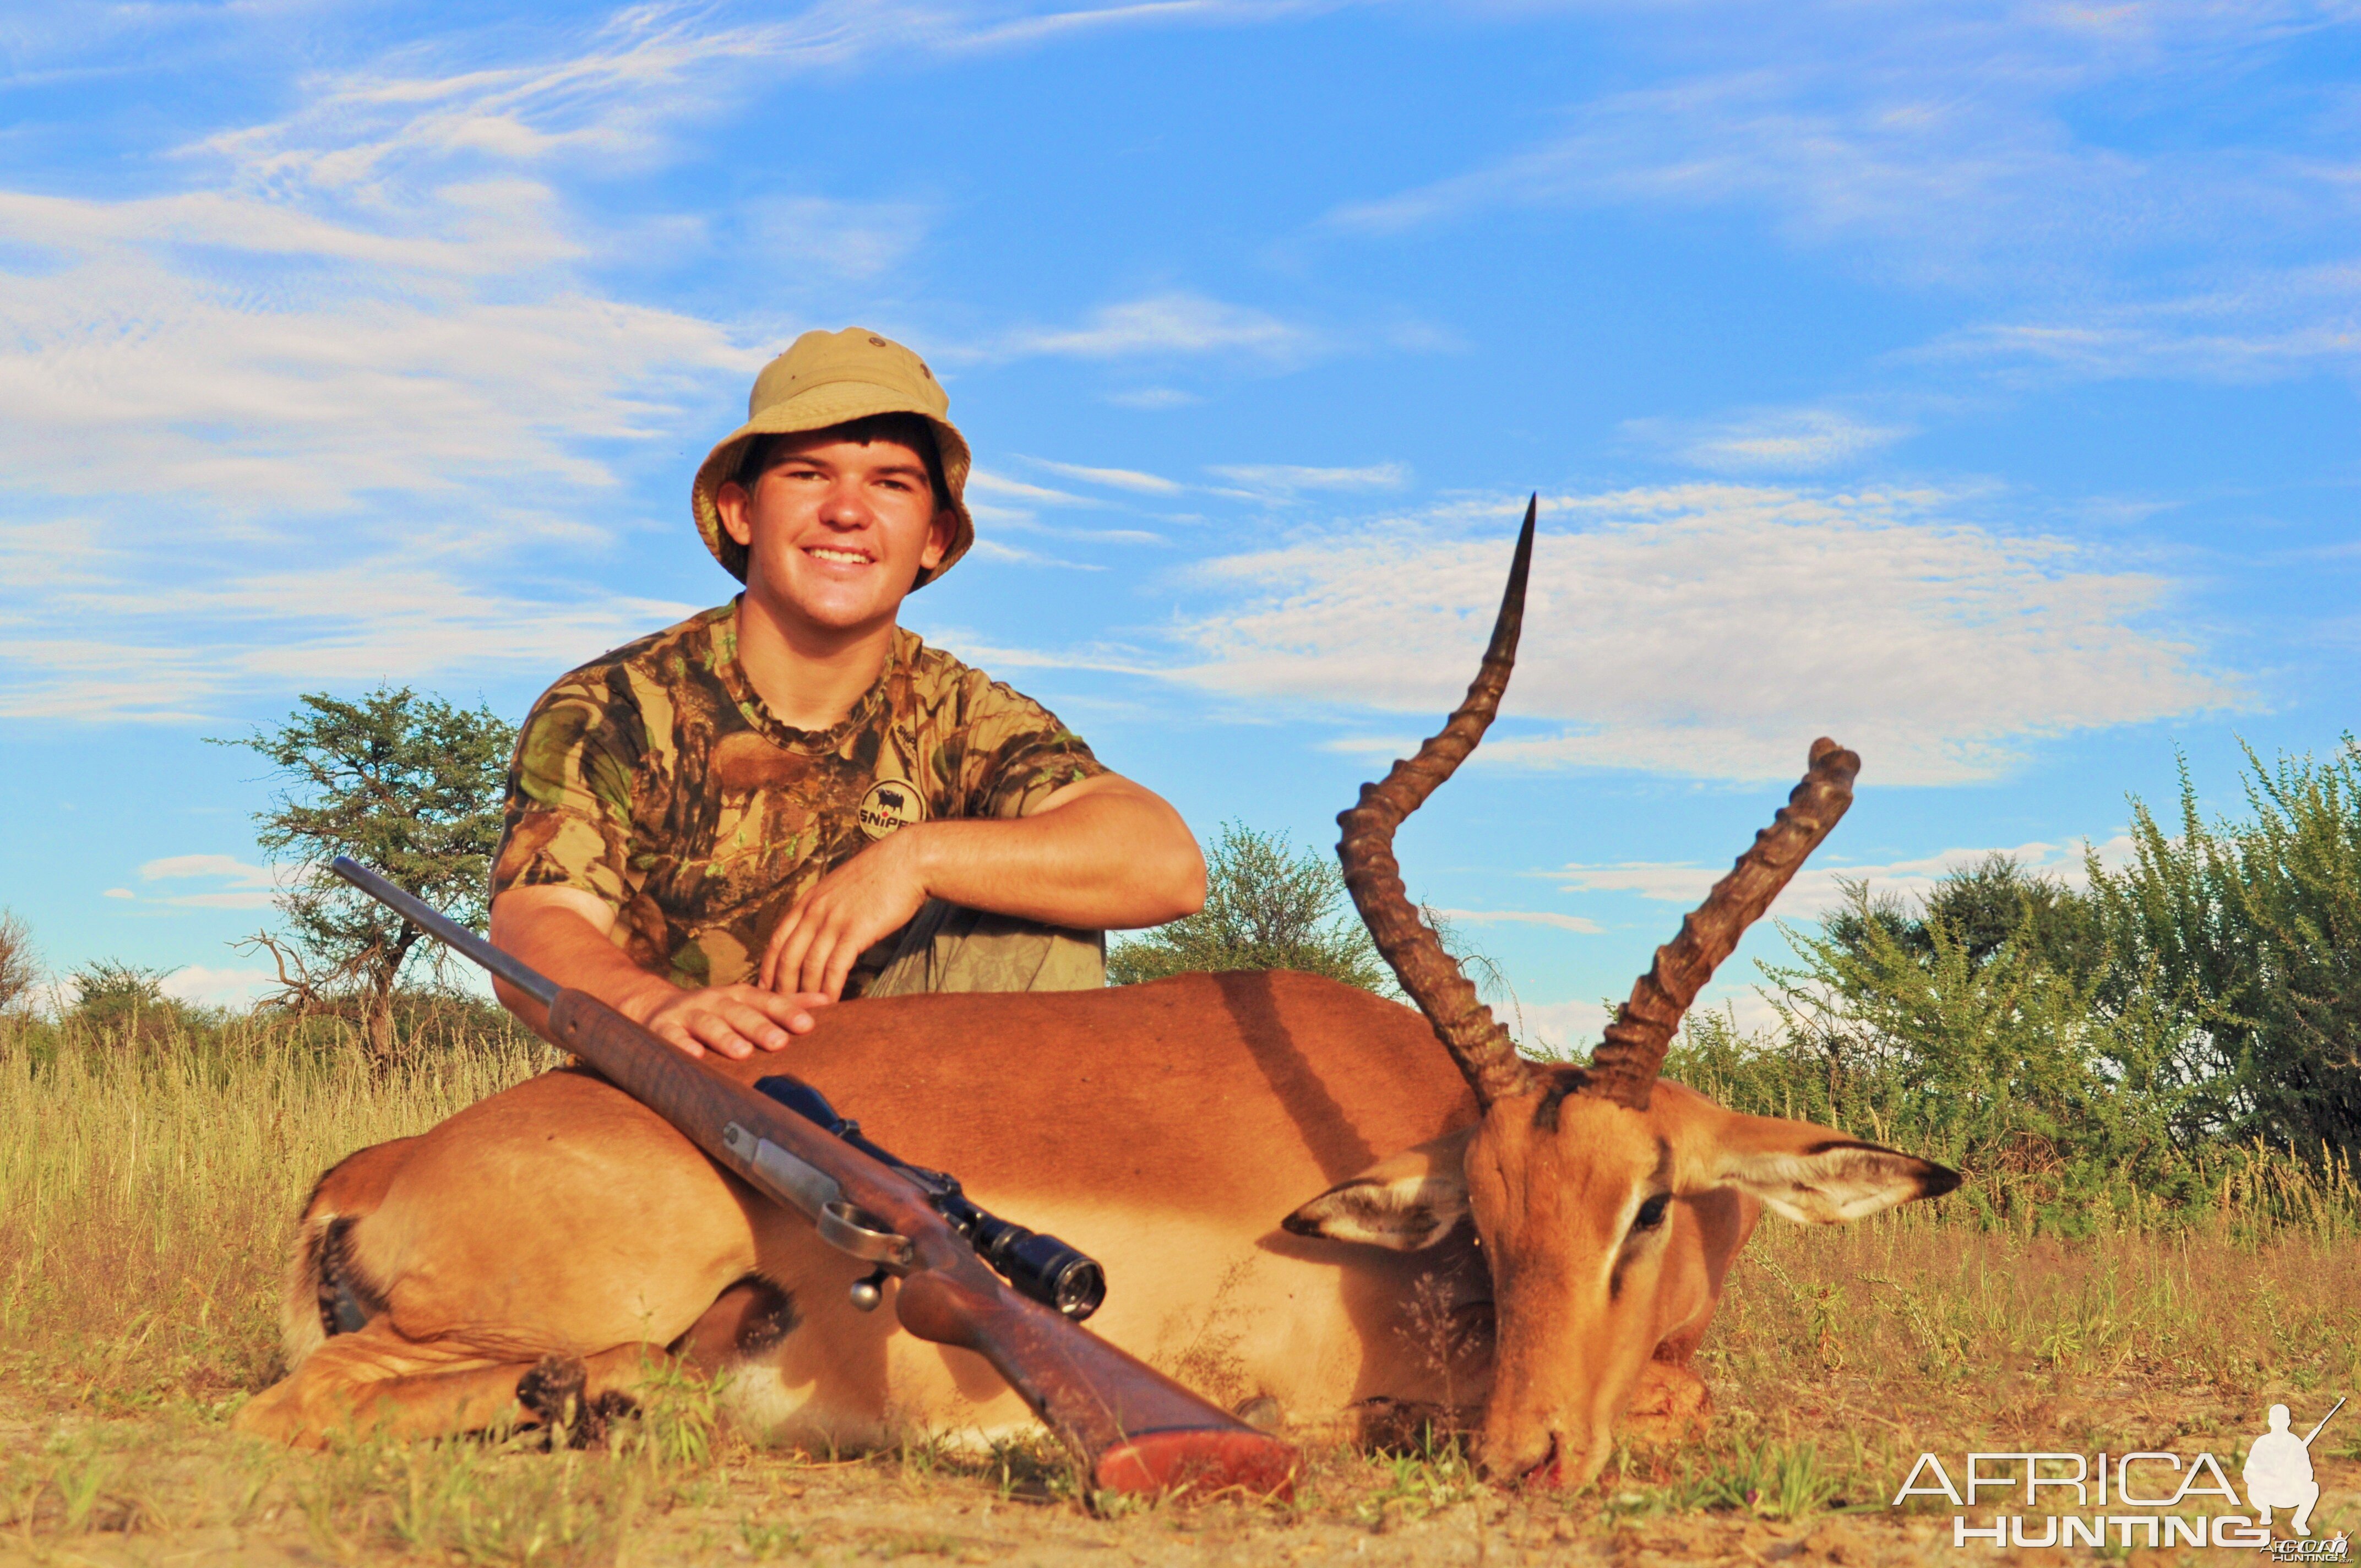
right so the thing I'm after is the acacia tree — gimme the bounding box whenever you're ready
[221,687,515,1060]
[0,909,37,1015]
[1108,821,1392,992]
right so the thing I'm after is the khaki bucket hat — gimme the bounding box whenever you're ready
[693,327,975,589]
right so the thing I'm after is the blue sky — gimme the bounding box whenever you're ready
[2,0,2355,1046]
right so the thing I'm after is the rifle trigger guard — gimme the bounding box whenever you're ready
[818,1200,914,1267]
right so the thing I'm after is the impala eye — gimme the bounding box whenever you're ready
[1633,1193,1671,1233]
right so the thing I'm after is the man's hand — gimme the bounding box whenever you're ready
[758,773,1205,1002]
[628,981,835,1061]
[490,884,834,1061]
[759,826,931,1000]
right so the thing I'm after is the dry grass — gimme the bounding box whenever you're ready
[2,1014,2355,1565]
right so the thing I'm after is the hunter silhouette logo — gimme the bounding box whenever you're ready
[858,780,924,840]
[2250,1398,2342,1541]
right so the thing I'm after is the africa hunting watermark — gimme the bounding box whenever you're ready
[1892,1398,2347,1556]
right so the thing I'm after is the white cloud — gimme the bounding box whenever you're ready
[1207,461,1410,496]
[159,966,284,1009]
[1554,837,2118,921]
[1169,485,2238,783]
[94,853,311,911]
[1105,386,1203,409]
[968,538,1109,570]
[1626,408,1911,474]
[995,293,1312,361]
[0,547,699,719]
[968,470,1097,507]
[1019,456,1187,494]
[1915,264,2361,382]
[139,855,279,888]
[739,196,933,282]
[1315,4,2361,379]
[1432,908,1603,934]
[0,205,752,509]
[1518,990,1802,1060]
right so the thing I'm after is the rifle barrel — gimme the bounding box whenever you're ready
[328,855,558,1007]
[2303,1395,2345,1446]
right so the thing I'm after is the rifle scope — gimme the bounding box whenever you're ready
[755,1077,1107,1322]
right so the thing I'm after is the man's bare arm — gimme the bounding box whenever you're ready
[760,771,1204,1000]
[488,885,831,1060]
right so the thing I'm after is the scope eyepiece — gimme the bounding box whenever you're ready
[753,1072,1108,1320]
[974,1216,1107,1321]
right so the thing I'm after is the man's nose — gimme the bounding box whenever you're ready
[817,478,874,526]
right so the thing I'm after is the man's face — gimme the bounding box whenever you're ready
[715,429,953,637]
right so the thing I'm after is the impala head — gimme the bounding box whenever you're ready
[1292,499,1959,1487]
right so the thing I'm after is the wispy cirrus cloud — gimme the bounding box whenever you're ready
[99,855,302,912]
[1623,407,1911,475]
[1209,461,1410,497]
[1914,263,2361,383]
[993,292,1314,362]
[1319,2,2361,386]
[1433,908,1603,934]
[1,547,698,720]
[198,1,1305,194]
[1105,386,1203,410]
[8,1,1308,721]
[1177,485,2238,784]
[1553,837,2131,920]
[1018,456,1187,494]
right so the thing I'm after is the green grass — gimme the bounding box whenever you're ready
[2,1008,2355,1564]
[0,1010,554,1407]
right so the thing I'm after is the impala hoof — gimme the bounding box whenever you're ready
[516,1354,595,1449]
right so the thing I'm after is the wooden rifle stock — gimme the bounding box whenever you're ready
[545,990,1297,1498]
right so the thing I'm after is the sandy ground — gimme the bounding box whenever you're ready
[15,1384,2351,1568]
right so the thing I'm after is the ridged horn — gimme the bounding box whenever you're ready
[1583,738,1860,1110]
[1337,497,1539,1109]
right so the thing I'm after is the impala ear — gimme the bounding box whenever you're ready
[1700,1113,1961,1224]
[1281,1129,1473,1251]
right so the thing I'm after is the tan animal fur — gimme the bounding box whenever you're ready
[235,509,1956,1484]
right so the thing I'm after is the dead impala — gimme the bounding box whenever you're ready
[236,504,1959,1485]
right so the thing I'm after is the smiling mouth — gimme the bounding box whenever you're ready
[805,547,872,565]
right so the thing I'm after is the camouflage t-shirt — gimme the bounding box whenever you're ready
[492,601,1106,994]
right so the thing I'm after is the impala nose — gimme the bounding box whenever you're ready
[1482,1428,1568,1488]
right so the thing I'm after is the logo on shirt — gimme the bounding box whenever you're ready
[858,779,926,840]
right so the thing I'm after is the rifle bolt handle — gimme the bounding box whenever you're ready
[849,1268,889,1313]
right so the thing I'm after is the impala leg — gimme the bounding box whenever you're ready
[233,1324,673,1449]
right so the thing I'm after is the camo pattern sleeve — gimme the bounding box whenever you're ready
[896,639,1108,823]
[491,608,1107,993]
[491,610,709,952]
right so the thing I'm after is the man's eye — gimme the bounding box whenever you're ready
[1633,1193,1671,1233]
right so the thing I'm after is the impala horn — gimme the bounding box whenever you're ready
[1581,739,1860,1110]
[1337,497,1539,1109]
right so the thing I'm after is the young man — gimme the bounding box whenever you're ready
[487,328,1205,1059]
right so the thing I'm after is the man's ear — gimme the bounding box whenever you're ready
[1694,1110,1961,1224]
[715,479,756,548]
[919,507,954,571]
[1281,1129,1473,1251]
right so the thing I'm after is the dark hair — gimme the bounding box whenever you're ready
[717,413,953,582]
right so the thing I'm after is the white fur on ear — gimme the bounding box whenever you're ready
[1716,1140,1959,1224]
[1280,1131,1475,1251]
[1282,1172,1469,1250]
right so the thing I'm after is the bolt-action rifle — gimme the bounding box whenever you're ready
[329,855,1296,1499]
